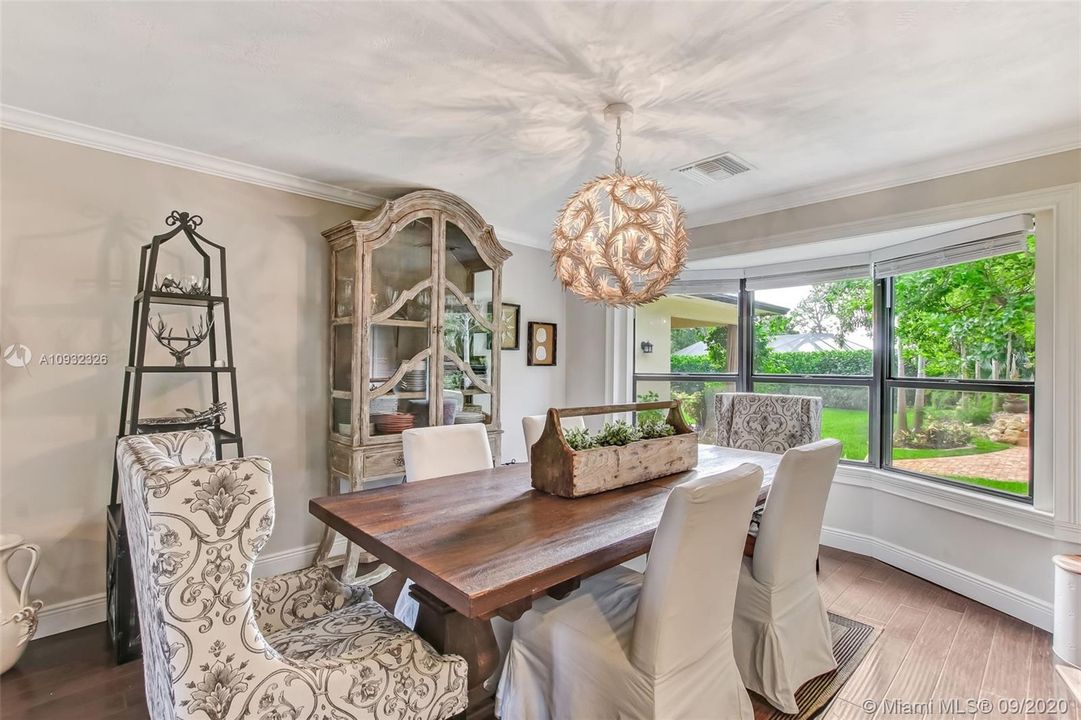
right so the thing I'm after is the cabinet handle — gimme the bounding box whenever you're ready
[394,454,404,467]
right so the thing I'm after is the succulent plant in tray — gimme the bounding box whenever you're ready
[594,420,643,447]
[638,418,676,440]
[561,419,678,452]
[563,426,597,451]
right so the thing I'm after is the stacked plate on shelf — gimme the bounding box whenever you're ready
[373,412,415,434]
[397,368,427,393]
[454,410,486,424]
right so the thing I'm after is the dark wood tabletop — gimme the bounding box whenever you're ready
[310,443,780,619]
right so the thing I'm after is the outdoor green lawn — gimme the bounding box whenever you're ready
[820,407,1027,495]
[891,435,1009,460]
[820,408,869,461]
[942,475,1029,496]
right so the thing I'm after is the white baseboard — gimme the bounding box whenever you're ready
[34,592,109,639]
[820,526,1053,631]
[34,539,348,640]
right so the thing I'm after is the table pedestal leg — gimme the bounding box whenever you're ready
[411,585,498,719]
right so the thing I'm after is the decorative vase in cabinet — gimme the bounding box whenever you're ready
[316,190,512,582]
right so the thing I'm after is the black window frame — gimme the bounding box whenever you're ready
[631,270,1036,504]
[744,279,875,468]
[878,276,1035,503]
[631,286,742,438]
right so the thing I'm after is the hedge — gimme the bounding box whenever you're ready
[669,353,727,373]
[668,349,872,377]
[754,382,868,410]
[757,349,872,376]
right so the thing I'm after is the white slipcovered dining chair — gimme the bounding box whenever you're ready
[496,463,764,720]
[395,424,494,629]
[733,438,843,714]
[117,429,467,720]
[714,392,823,453]
[521,414,586,456]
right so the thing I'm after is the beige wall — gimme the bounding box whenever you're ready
[498,242,567,463]
[0,129,566,622]
[0,129,355,608]
[689,149,1081,256]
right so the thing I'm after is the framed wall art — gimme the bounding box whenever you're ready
[500,302,521,350]
[527,321,557,367]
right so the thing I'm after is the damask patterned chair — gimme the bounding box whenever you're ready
[714,392,823,453]
[714,392,827,570]
[117,429,467,720]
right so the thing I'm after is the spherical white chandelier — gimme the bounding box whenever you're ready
[552,103,688,307]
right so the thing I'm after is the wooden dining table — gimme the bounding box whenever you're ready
[309,443,781,717]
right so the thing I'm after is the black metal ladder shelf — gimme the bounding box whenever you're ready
[106,211,244,664]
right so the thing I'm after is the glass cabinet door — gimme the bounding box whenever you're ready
[367,217,435,438]
[331,244,356,439]
[442,220,495,427]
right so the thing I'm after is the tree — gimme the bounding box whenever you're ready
[893,237,1035,381]
[670,327,705,353]
[702,326,729,369]
[753,313,794,373]
[668,326,728,372]
[789,279,873,346]
[891,237,1035,437]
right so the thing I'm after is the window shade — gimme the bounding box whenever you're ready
[664,269,741,295]
[872,214,1033,279]
[744,264,871,291]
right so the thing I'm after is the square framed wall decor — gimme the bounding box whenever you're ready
[527,321,557,366]
[501,303,521,350]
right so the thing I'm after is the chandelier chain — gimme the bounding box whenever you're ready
[614,115,624,175]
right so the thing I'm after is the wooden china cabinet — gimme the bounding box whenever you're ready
[317,190,512,581]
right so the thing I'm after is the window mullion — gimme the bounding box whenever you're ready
[871,278,889,468]
[738,279,752,392]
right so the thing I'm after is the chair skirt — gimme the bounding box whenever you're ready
[496,567,754,720]
[732,559,837,714]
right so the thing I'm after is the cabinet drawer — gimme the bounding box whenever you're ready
[329,442,353,476]
[364,447,406,478]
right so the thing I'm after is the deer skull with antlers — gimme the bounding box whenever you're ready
[147,313,215,367]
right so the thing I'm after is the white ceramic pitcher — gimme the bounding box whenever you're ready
[1,533,42,674]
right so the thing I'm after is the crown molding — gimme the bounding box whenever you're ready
[0,104,384,209]
[686,124,1081,230]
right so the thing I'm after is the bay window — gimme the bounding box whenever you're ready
[881,229,1035,499]
[632,214,1037,503]
[749,274,874,462]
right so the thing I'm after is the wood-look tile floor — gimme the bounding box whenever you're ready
[1,548,1077,720]
[816,546,1079,720]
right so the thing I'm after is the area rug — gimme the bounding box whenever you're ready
[752,613,879,720]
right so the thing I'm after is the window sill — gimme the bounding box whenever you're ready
[833,464,1057,539]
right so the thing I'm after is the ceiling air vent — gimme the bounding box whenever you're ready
[674,152,752,185]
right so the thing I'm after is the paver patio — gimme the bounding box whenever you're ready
[892,445,1029,482]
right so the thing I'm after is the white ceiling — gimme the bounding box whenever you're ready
[2,2,1079,249]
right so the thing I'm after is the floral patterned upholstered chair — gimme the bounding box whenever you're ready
[714,393,829,570]
[117,430,467,720]
[714,392,823,454]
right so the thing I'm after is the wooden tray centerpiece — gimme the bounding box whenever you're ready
[530,401,699,498]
